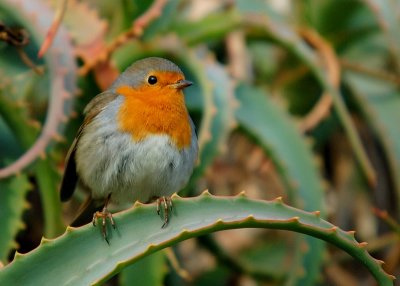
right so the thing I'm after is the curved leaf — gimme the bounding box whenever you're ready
[185,57,237,191]
[235,83,325,284]
[0,0,77,178]
[0,175,31,262]
[362,0,400,72]
[345,72,400,208]
[0,192,393,286]
[0,0,77,237]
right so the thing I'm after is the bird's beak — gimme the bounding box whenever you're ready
[171,79,193,89]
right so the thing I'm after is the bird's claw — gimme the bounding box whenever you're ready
[157,196,173,228]
[92,206,115,244]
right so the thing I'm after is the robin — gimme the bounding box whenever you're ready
[60,57,198,243]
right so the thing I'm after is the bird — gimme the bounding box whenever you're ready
[59,57,198,243]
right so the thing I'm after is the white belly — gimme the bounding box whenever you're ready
[75,97,198,205]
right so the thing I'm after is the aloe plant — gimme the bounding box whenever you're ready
[0,192,394,286]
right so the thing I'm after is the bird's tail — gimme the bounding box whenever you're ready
[70,196,102,227]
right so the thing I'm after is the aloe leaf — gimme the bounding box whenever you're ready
[235,84,324,208]
[0,0,77,178]
[240,1,376,186]
[362,0,400,72]
[174,9,241,45]
[45,0,107,48]
[0,90,38,156]
[340,28,400,208]
[0,192,393,286]
[142,0,180,40]
[0,0,77,237]
[0,175,31,262]
[119,251,166,286]
[298,0,377,51]
[35,158,65,237]
[345,72,400,208]
[185,57,236,191]
[235,84,325,284]
[238,239,288,278]
[0,86,64,238]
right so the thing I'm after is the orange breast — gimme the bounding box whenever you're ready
[116,85,192,149]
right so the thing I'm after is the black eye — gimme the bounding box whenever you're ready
[148,75,157,85]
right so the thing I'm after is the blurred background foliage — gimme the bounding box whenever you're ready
[0,0,399,285]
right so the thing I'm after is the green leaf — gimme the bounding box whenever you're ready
[362,0,400,72]
[235,84,323,213]
[239,239,288,278]
[235,84,325,285]
[143,0,180,40]
[345,72,400,207]
[0,192,393,286]
[185,58,236,191]
[119,251,167,286]
[174,9,241,45]
[194,266,230,286]
[299,0,377,51]
[242,3,377,186]
[0,175,31,262]
[34,158,65,237]
[0,0,77,237]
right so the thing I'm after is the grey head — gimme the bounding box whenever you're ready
[110,57,184,91]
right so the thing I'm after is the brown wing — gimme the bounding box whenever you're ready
[59,91,119,202]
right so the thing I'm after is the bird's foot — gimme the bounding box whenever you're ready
[157,196,173,228]
[92,205,115,244]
